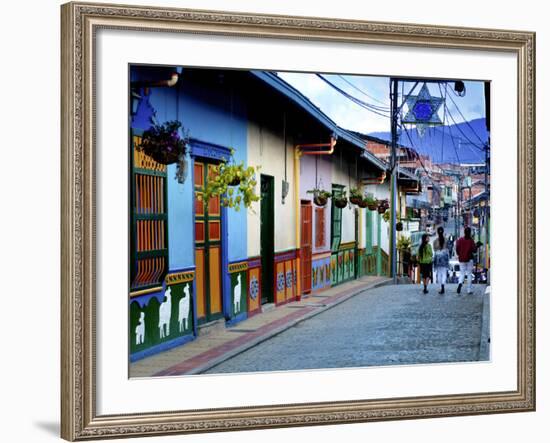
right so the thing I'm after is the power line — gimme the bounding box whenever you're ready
[444,83,486,146]
[336,75,389,107]
[401,124,440,190]
[444,103,486,153]
[316,74,392,119]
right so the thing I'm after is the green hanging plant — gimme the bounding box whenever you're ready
[333,189,348,209]
[348,187,363,205]
[199,149,260,212]
[397,236,412,251]
[307,188,332,207]
[365,196,378,211]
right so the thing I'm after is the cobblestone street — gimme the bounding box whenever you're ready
[204,283,489,374]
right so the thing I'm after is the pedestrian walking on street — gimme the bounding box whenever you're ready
[418,234,433,294]
[433,227,450,294]
[455,226,478,294]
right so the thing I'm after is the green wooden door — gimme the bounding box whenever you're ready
[330,185,344,286]
[260,175,275,304]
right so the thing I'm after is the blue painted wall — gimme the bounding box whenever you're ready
[168,72,249,263]
[131,67,250,270]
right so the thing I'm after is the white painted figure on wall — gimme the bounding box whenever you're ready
[158,287,172,338]
[178,283,190,332]
[135,311,145,345]
[233,274,241,314]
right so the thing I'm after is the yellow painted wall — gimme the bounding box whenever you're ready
[247,118,297,257]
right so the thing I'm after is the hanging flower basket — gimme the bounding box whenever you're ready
[379,199,389,209]
[200,154,261,212]
[396,221,403,231]
[138,120,188,165]
[332,189,348,209]
[334,197,348,208]
[378,206,387,214]
[307,189,331,207]
[228,176,241,186]
[314,195,328,207]
[357,199,368,208]
[348,188,363,206]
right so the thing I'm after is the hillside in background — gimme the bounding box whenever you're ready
[368,118,488,164]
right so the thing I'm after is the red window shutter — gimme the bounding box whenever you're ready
[315,207,325,248]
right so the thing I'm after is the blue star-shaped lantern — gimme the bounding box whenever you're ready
[402,83,444,136]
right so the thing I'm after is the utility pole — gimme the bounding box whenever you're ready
[389,78,399,283]
[484,141,490,266]
[455,175,462,238]
[483,80,491,275]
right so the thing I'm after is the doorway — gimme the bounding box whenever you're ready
[194,160,223,324]
[260,175,275,305]
[300,202,312,294]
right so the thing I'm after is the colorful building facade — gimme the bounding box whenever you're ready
[128,66,415,361]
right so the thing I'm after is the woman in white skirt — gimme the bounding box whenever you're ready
[433,226,450,294]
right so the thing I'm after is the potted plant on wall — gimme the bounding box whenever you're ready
[378,199,389,214]
[199,151,260,212]
[138,120,189,165]
[349,188,363,205]
[307,188,332,207]
[365,196,378,211]
[333,189,348,208]
[357,198,368,208]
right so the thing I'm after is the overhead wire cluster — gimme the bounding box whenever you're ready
[310,74,487,183]
[315,74,391,118]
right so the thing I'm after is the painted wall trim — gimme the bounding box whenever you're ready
[189,138,232,161]
[130,286,163,298]
[165,270,195,285]
[274,249,298,263]
[247,256,262,268]
[339,241,357,251]
[228,261,248,274]
[312,251,332,260]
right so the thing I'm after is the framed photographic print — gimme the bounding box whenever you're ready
[61,1,536,440]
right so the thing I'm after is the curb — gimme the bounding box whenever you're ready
[188,278,392,374]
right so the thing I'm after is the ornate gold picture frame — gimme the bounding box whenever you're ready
[61,1,535,440]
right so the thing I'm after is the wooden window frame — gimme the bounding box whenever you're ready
[130,130,169,291]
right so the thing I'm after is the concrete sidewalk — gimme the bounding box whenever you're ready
[129,276,391,377]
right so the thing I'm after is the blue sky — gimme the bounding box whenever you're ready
[277,72,487,134]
